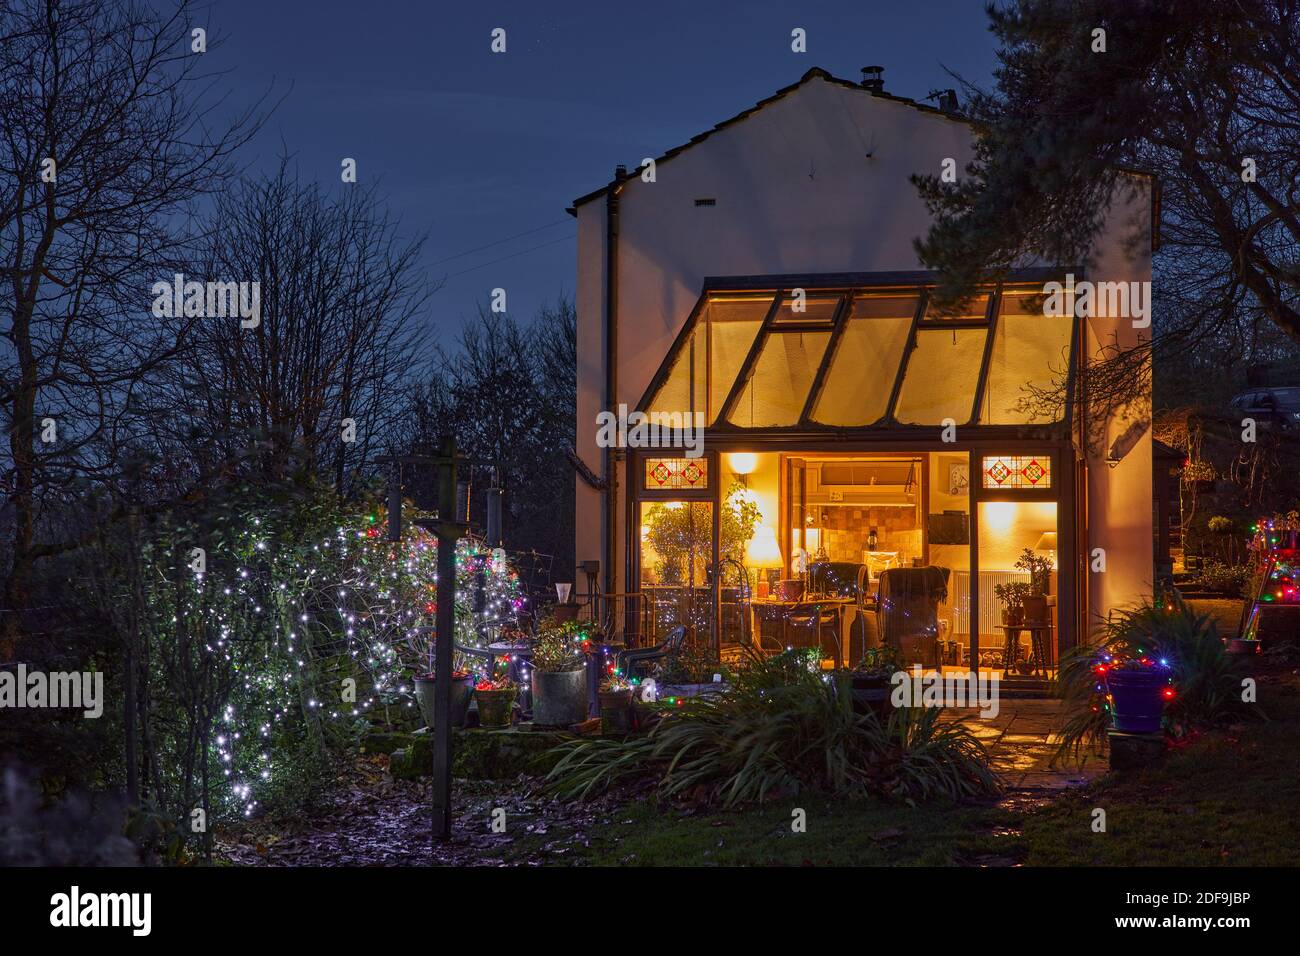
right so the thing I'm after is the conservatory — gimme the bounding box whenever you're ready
[626,276,1079,685]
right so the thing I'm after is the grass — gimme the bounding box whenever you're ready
[553,669,1300,866]
[577,796,1019,867]
[1022,675,1300,866]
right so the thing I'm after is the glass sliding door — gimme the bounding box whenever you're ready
[976,500,1059,678]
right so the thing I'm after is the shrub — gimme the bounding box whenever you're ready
[1207,515,1234,535]
[1198,559,1250,596]
[545,654,999,806]
[1055,596,1261,763]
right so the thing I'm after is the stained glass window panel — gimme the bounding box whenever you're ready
[982,455,1051,489]
[645,457,709,490]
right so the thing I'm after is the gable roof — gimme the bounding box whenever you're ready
[568,67,970,212]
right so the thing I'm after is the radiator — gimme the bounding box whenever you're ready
[949,570,1031,636]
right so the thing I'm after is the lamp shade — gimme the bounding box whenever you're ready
[746,526,782,568]
[1034,532,1058,552]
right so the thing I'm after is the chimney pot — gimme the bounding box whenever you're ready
[860,65,884,92]
[614,164,628,180]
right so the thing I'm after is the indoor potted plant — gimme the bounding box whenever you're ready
[474,675,518,728]
[994,580,1030,626]
[1016,547,1054,623]
[1098,655,1173,734]
[597,672,635,734]
[529,619,591,726]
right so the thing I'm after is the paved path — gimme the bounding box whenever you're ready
[946,699,1106,791]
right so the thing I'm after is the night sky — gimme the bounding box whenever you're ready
[208,0,999,331]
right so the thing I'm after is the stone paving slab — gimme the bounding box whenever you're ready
[943,700,1102,791]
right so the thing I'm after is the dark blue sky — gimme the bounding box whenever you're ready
[209,0,999,330]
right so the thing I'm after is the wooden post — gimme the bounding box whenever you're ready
[432,435,462,841]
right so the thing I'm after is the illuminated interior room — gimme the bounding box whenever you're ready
[624,281,1091,687]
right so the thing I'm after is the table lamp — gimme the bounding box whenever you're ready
[746,526,782,600]
[1034,531,1058,568]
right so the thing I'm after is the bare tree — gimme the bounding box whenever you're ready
[0,0,264,632]
[158,159,431,496]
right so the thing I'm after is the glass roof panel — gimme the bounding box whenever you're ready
[644,295,771,424]
[644,280,1076,432]
[705,296,768,423]
[921,292,990,322]
[644,325,705,421]
[981,290,1074,424]
[726,329,831,427]
[810,292,918,426]
[769,293,840,325]
[893,327,987,425]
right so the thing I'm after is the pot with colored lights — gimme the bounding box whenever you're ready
[1100,659,1172,734]
[530,621,592,727]
[413,671,475,730]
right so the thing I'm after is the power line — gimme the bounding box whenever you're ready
[430,219,573,267]
[442,232,575,279]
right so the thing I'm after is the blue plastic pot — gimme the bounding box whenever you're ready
[1105,668,1167,734]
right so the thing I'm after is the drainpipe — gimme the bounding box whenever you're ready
[604,166,626,600]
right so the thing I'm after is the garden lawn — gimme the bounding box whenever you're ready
[577,796,1019,866]
[570,670,1300,867]
[1021,670,1300,866]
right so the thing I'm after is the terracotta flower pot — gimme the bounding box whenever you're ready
[598,689,634,734]
[1022,594,1050,624]
[475,687,517,728]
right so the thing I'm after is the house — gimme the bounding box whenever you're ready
[570,67,1154,684]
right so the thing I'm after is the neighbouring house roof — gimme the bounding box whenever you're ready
[638,273,1080,436]
[568,67,970,212]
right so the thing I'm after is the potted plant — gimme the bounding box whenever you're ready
[849,644,904,718]
[1016,547,1054,623]
[530,620,592,726]
[994,580,1030,626]
[474,676,518,728]
[1097,655,1173,734]
[597,673,635,735]
[413,667,475,730]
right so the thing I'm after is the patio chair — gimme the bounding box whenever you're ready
[876,566,950,667]
[616,625,689,680]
